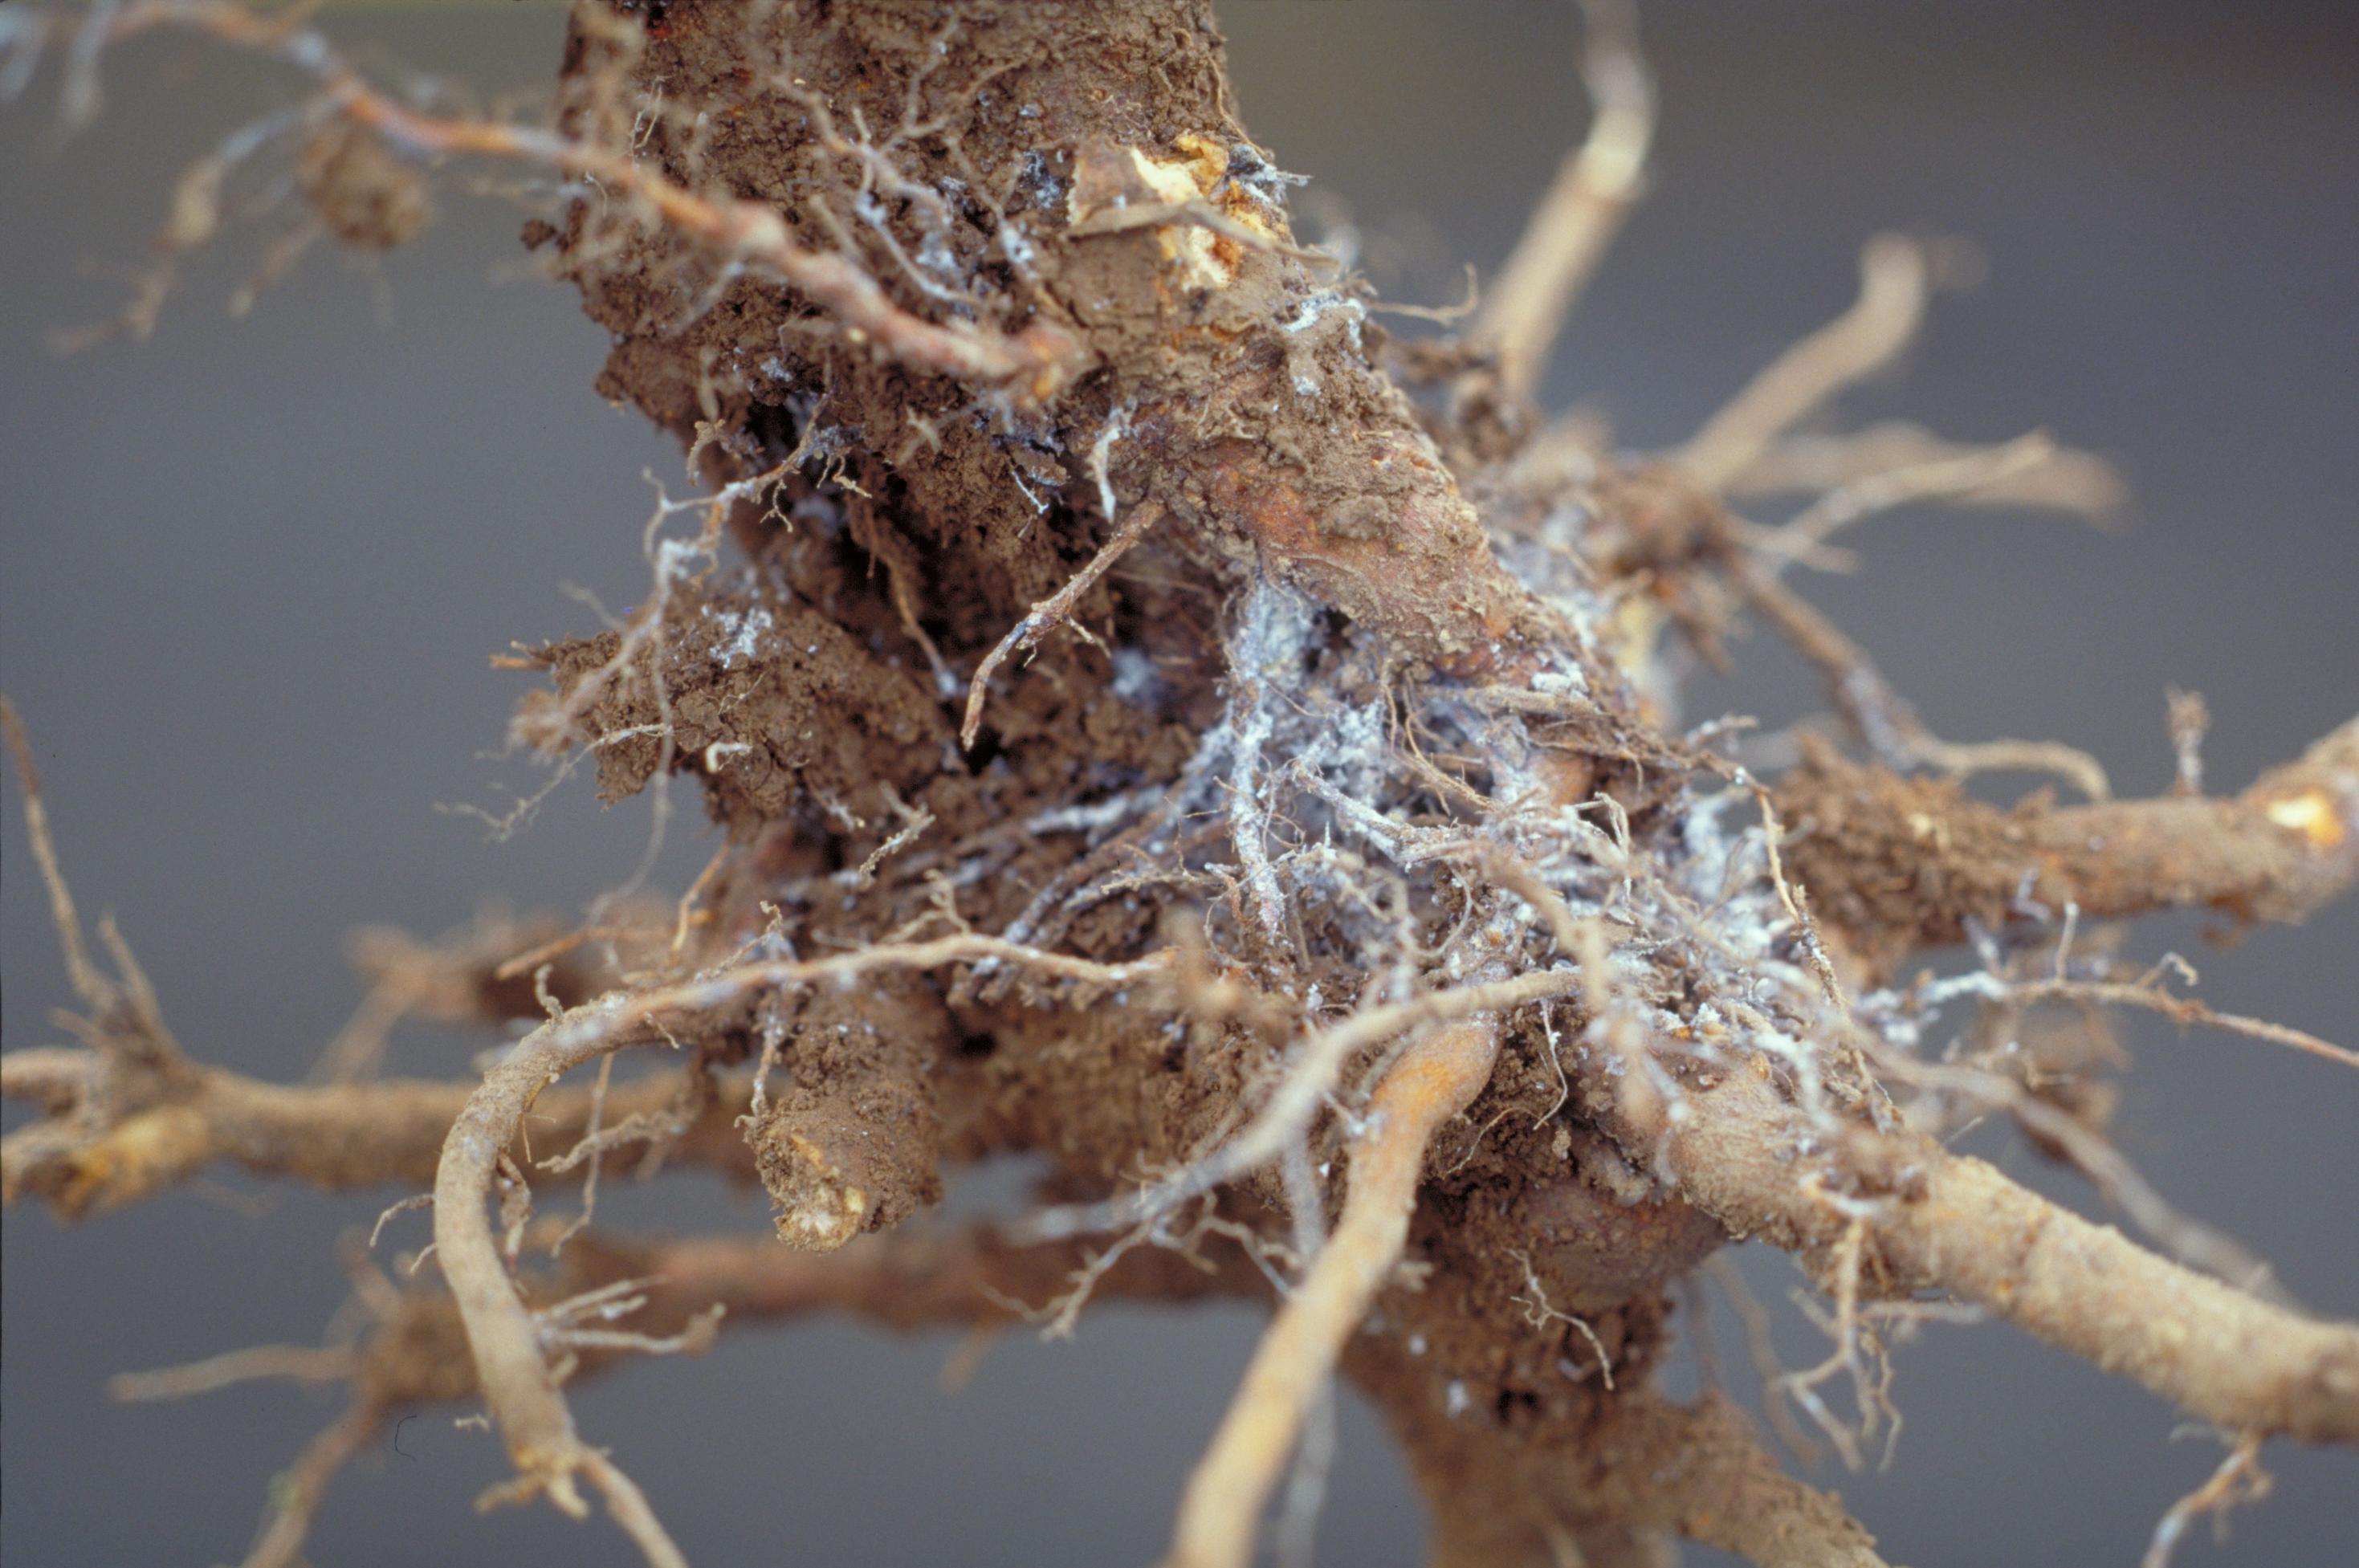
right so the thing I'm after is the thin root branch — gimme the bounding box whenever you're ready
[1164,1020,1502,1568]
[962,500,1165,749]
[1678,234,1930,490]
[2143,1433,2271,1568]
[1467,0,1654,406]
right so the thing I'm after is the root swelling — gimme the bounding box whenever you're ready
[3,4,2356,1566]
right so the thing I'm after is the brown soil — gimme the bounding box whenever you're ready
[8,5,2355,1566]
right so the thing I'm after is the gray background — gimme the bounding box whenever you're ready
[3,2,2354,1564]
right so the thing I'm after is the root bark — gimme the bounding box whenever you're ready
[4,3,2355,1565]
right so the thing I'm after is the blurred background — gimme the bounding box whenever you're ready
[3,2,2353,1563]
